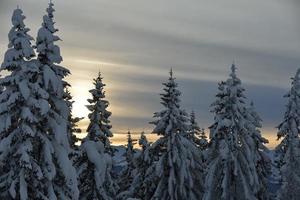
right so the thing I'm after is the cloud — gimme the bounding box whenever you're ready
[0,0,299,148]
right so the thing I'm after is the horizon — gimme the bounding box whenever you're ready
[1,0,300,149]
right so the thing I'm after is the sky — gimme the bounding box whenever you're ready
[0,0,300,148]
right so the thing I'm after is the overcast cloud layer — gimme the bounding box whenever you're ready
[0,0,300,147]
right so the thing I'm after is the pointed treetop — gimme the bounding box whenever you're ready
[5,7,35,62]
[12,7,25,27]
[167,68,176,85]
[170,68,173,78]
[93,71,105,91]
[139,131,148,149]
[127,130,133,141]
[230,62,237,77]
[290,68,300,91]
[295,68,300,81]
[98,69,102,79]
[47,0,55,19]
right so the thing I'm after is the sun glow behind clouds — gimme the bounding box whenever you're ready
[62,57,282,149]
[1,0,296,149]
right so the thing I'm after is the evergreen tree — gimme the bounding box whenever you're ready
[276,69,300,200]
[140,69,205,200]
[0,8,41,199]
[0,7,78,199]
[244,101,270,199]
[118,131,152,200]
[117,131,137,199]
[125,131,136,169]
[130,132,152,199]
[204,64,270,200]
[86,72,113,153]
[64,87,83,148]
[35,2,79,198]
[36,1,81,151]
[188,110,208,149]
[187,111,208,164]
[138,131,149,150]
[187,111,201,144]
[76,73,117,200]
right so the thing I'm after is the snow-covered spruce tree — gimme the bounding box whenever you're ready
[37,1,80,150]
[76,73,117,200]
[140,69,205,200]
[128,132,152,199]
[125,131,136,169]
[244,101,271,199]
[204,64,270,200]
[64,87,83,148]
[187,111,208,164]
[187,110,201,144]
[85,72,113,153]
[0,7,65,199]
[138,131,149,150]
[188,110,208,149]
[117,131,137,199]
[276,69,300,200]
[35,2,79,198]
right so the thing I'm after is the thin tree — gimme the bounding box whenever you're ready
[76,72,117,200]
[244,101,270,199]
[276,68,300,199]
[188,110,208,149]
[35,2,79,198]
[64,87,83,148]
[86,72,113,153]
[117,131,137,199]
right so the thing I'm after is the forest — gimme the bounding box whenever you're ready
[0,2,298,200]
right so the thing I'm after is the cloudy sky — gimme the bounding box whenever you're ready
[0,0,300,148]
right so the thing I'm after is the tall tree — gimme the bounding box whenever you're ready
[35,2,79,198]
[244,101,270,199]
[276,69,300,199]
[86,72,113,153]
[204,64,270,200]
[0,7,77,199]
[139,69,205,200]
[0,7,41,199]
[76,72,117,200]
